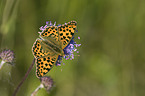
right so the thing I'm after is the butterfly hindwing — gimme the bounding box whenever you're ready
[32,38,59,78]
[58,21,77,49]
[36,55,58,77]
[32,38,50,58]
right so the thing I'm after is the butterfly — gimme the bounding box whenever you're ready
[32,21,77,78]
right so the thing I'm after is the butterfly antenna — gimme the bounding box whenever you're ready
[49,21,52,26]
[54,21,56,26]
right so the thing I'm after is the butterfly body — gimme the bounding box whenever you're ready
[32,21,77,78]
[39,37,64,56]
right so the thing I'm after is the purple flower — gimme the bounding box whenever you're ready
[40,76,53,93]
[31,76,54,95]
[63,37,81,60]
[0,49,15,69]
[56,33,81,66]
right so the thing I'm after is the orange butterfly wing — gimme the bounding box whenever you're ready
[58,21,77,49]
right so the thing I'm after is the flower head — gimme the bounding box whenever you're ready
[40,76,54,92]
[0,49,15,69]
[55,36,81,66]
[63,37,81,60]
[0,49,15,64]
[31,76,54,95]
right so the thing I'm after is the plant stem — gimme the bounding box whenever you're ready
[0,60,5,69]
[12,58,35,96]
[31,84,44,96]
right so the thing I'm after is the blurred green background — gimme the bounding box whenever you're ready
[1,0,145,96]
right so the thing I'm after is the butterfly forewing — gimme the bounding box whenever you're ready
[40,26,63,50]
[32,38,50,58]
[40,26,59,41]
[58,21,77,49]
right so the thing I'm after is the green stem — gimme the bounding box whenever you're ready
[31,84,44,96]
[0,60,5,69]
[12,58,35,96]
